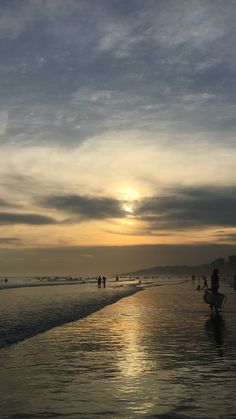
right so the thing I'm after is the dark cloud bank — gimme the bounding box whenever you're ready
[135,186,236,230]
[40,194,125,220]
[1,185,235,230]
[0,212,56,225]
[40,185,236,231]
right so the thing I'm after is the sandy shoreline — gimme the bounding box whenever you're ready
[0,279,235,418]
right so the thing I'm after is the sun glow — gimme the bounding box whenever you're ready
[119,186,140,216]
[118,187,140,201]
[123,203,134,213]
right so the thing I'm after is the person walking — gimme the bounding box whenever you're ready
[211,269,219,294]
[210,268,220,312]
[202,276,208,290]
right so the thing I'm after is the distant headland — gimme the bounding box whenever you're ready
[122,254,236,277]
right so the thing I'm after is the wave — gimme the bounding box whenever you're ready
[0,276,139,291]
[0,280,89,291]
[0,283,142,349]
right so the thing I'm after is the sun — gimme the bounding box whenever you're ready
[118,186,140,214]
[123,203,134,213]
[118,187,140,201]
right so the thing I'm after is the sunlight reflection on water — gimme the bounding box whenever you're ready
[0,280,236,418]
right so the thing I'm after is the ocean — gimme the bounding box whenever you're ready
[0,277,235,418]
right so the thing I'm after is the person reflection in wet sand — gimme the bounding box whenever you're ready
[205,313,226,357]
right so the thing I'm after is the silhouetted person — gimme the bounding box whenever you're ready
[211,269,219,294]
[4,278,8,284]
[97,276,102,288]
[102,276,106,288]
[202,276,208,290]
[116,276,119,282]
[210,268,220,312]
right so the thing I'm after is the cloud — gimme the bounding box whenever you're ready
[150,1,224,49]
[0,0,236,148]
[0,196,22,209]
[0,2,33,40]
[0,112,8,135]
[0,237,21,244]
[135,186,236,230]
[40,194,126,220]
[0,212,56,225]
[0,198,10,207]
[38,185,236,233]
[214,230,236,244]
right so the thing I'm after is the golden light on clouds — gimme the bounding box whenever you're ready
[118,187,140,201]
[0,131,236,255]
[123,203,134,214]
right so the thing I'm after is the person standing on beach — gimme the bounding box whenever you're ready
[202,276,208,290]
[102,276,106,288]
[209,268,223,312]
[97,276,102,288]
[211,269,219,294]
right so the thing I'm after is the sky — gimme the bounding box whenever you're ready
[0,0,236,275]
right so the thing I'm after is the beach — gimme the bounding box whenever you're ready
[0,278,235,418]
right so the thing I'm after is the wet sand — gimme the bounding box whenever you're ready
[0,279,235,418]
